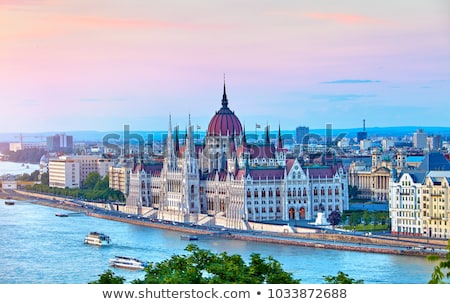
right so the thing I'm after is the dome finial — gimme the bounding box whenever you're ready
[222,74,228,108]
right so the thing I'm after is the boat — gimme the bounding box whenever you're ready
[55,213,69,217]
[180,235,199,241]
[109,256,148,270]
[84,232,111,246]
[4,201,15,205]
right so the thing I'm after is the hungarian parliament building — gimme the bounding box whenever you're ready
[110,84,349,230]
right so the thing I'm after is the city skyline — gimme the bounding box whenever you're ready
[0,0,449,133]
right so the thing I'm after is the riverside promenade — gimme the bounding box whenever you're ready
[3,189,448,258]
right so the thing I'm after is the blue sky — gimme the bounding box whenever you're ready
[0,0,449,133]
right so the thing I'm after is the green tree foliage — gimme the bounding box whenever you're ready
[348,212,361,228]
[323,271,364,284]
[40,172,49,186]
[362,210,371,226]
[27,174,125,202]
[83,172,101,190]
[89,270,126,284]
[347,185,359,199]
[91,245,301,284]
[428,240,450,284]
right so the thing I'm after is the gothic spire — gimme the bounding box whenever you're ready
[221,75,228,108]
[277,124,283,149]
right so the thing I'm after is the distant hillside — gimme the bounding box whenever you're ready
[1,126,449,143]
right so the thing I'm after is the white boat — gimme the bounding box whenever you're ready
[180,235,199,241]
[84,232,111,246]
[109,256,148,270]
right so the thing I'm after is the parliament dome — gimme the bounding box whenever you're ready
[207,84,243,137]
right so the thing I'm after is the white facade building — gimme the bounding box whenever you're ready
[123,85,349,230]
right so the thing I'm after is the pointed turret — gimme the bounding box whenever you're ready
[277,124,283,150]
[221,80,228,109]
[265,124,270,146]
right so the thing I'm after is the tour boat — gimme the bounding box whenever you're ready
[180,235,199,241]
[109,256,148,270]
[55,213,69,217]
[84,232,111,246]
[4,201,15,205]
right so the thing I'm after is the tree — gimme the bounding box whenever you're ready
[89,269,126,284]
[327,210,341,228]
[90,245,301,284]
[323,271,364,284]
[40,172,49,185]
[348,185,359,199]
[362,210,371,226]
[83,172,101,190]
[348,212,361,229]
[428,240,450,284]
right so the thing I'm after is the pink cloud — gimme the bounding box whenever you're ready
[303,12,383,25]
[66,15,223,31]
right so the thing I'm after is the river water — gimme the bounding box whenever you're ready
[0,161,40,176]
[0,199,439,284]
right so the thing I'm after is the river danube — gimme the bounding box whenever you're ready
[0,199,437,284]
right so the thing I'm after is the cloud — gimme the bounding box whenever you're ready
[312,94,376,102]
[321,80,381,84]
[303,12,382,25]
[67,15,218,31]
[80,98,101,103]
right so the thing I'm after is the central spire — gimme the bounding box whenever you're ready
[221,74,228,108]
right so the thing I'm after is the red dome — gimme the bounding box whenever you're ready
[207,85,242,136]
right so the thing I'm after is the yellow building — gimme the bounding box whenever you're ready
[422,173,450,239]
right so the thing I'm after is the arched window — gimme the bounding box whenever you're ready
[314,188,318,195]
[321,187,325,195]
[262,188,266,197]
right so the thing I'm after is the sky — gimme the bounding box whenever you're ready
[0,0,449,134]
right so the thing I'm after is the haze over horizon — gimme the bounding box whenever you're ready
[0,0,449,133]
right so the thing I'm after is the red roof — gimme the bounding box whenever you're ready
[207,107,242,136]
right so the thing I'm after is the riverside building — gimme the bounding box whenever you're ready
[389,152,450,239]
[121,84,349,230]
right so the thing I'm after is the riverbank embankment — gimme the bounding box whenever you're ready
[3,189,448,258]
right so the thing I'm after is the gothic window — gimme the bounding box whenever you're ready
[262,188,266,197]
[247,190,251,198]
[276,188,281,197]
[314,188,318,195]
[288,188,292,197]
[335,188,339,195]
[321,188,325,195]
[191,185,195,194]
[328,188,332,195]
[269,188,273,197]
[254,189,258,197]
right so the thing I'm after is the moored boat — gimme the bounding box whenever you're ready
[4,201,15,205]
[109,256,148,270]
[84,232,111,246]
